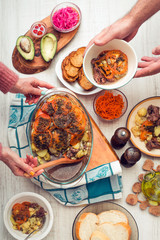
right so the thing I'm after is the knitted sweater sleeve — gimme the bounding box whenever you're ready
[0,62,19,94]
[0,143,2,159]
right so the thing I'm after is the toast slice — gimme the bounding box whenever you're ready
[96,222,131,240]
[98,210,129,225]
[76,212,99,240]
[90,230,110,240]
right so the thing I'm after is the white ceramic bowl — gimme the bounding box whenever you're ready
[83,39,137,90]
[3,192,54,240]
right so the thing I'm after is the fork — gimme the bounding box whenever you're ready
[24,229,38,240]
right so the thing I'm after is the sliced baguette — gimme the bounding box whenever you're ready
[96,222,131,240]
[98,210,129,225]
[76,212,99,240]
[90,230,110,240]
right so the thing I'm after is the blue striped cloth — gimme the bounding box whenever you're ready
[8,95,123,206]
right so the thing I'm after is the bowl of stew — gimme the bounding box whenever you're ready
[3,192,53,240]
[83,39,137,90]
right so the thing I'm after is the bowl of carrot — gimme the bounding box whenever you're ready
[93,89,128,121]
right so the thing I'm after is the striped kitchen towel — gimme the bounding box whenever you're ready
[8,95,123,206]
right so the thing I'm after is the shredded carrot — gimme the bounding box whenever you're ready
[95,91,124,120]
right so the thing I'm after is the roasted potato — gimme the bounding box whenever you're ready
[137,107,147,117]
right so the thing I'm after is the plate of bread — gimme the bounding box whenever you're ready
[55,47,102,95]
[72,201,139,240]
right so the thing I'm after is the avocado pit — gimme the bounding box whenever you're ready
[16,36,35,60]
[20,37,31,53]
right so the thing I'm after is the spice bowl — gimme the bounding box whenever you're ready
[50,2,81,33]
[93,89,128,121]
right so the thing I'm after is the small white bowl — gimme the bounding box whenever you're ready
[83,39,137,90]
[3,192,54,240]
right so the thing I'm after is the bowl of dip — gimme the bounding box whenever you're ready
[50,2,81,33]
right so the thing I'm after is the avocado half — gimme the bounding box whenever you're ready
[16,36,35,60]
[40,33,57,62]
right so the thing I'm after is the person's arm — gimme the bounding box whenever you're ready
[85,0,160,50]
[0,144,43,178]
[0,62,54,104]
[128,0,160,28]
[0,62,19,93]
[10,77,54,104]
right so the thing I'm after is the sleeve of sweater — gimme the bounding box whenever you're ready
[0,62,19,94]
[0,143,2,159]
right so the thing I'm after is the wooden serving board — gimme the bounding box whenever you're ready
[86,116,119,171]
[12,15,79,74]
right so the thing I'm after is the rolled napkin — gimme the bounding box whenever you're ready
[8,95,122,206]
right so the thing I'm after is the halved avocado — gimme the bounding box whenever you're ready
[16,36,35,60]
[40,33,57,62]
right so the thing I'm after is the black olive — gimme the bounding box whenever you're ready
[111,127,131,149]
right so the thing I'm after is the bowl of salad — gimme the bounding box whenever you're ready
[51,2,81,33]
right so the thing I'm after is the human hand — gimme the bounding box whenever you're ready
[1,146,43,178]
[10,77,54,104]
[134,45,160,78]
[84,16,139,54]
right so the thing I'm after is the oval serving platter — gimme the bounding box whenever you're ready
[28,88,93,186]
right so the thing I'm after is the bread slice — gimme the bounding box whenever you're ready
[96,222,131,240]
[78,67,93,90]
[98,210,129,225]
[76,212,99,240]
[90,230,110,240]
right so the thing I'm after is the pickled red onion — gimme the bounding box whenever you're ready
[52,7,79,30]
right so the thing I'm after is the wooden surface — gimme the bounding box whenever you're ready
[12,15,79,74]
[1,1,160,240]
[87,116,118,171]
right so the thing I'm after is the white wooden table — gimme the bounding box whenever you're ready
[0,0,160,239]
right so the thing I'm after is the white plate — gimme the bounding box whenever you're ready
[55,49,102,95]
[72,201,139,240]
[127,96,160,157]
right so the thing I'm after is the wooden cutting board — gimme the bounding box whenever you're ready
[86,116,119,171]
[12,15,79,74]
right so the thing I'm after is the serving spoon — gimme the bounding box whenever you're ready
[24,155,83,177]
